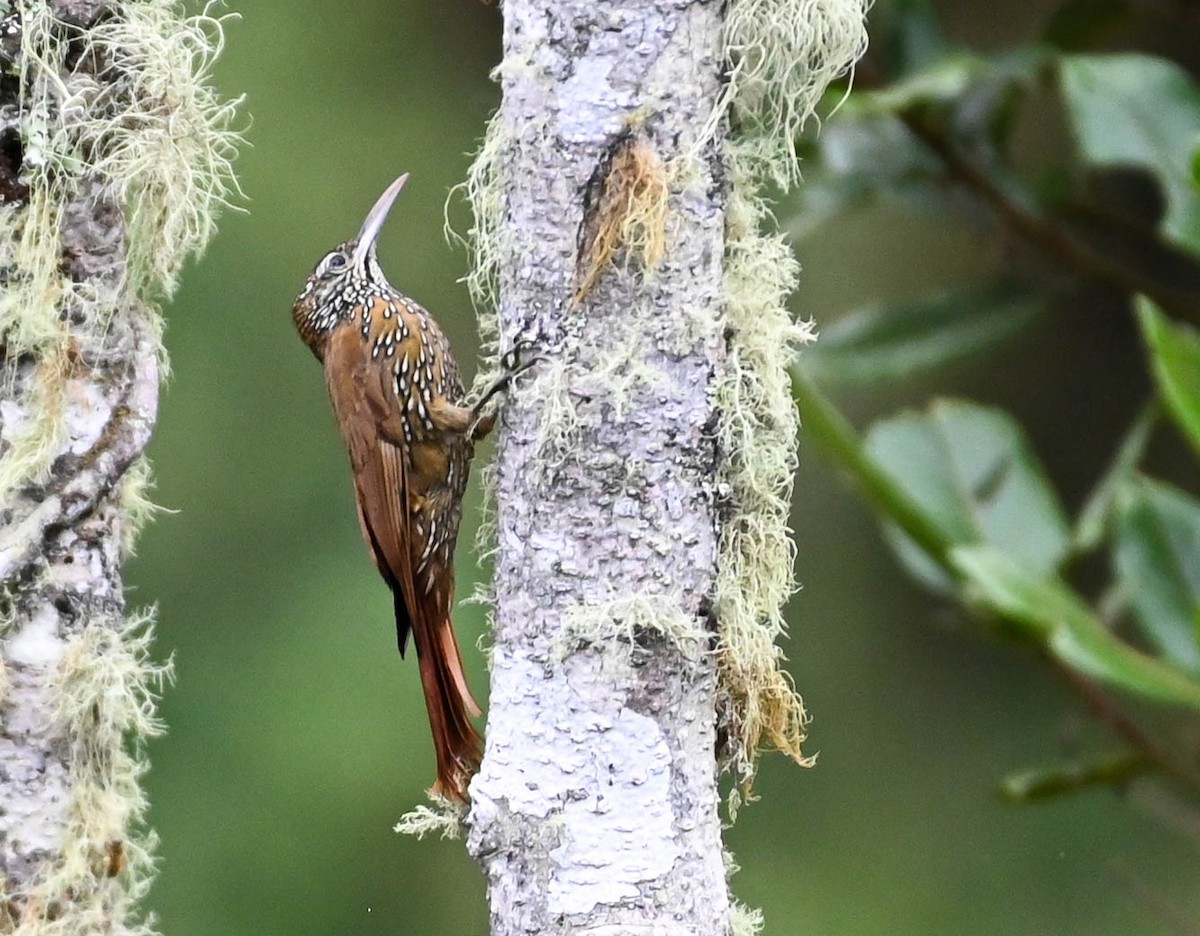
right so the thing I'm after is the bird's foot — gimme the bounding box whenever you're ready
[499,339,541,379]
[470,339,542,421]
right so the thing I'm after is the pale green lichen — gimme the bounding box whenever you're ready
[445,104,505,330]
[447,104,543,402]
[713,0,866,925]
[524,355,582,471]
[730,901,765,936]
[556,593,709,663]
[19,1,242,302]
[0,344,70,505]
[20,612,171,935]
[713,0,866,797]
[0,1,240,503]
[472,458,501,558]
[711,0,870,187]
[116,457,168,559]
[713,141,816,795]
[522,311,674,472]
[394,799,465,841]
[81,4,243,300]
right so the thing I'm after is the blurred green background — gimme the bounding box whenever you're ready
[130,1,1200,933]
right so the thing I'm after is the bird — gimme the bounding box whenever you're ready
[291,174,518,802]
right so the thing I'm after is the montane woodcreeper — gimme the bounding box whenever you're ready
[291,174,516,802]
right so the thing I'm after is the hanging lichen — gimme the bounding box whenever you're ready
[0,1,240,501]
[704,0,869,807]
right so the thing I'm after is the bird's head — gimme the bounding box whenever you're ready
[292,173,409,358]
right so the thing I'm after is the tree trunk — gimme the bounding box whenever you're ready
[467,2,731,933]
[0,2,236,930]
[460,0,869,932]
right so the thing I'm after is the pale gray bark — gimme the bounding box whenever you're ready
[468,2,731,933]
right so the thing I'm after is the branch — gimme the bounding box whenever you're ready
[454,2,868,929]
[466,4,731,931]
[898,111,1200,319]
[1055,662,1200,797]
[0,4,238,928]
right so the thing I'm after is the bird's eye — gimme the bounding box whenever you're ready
[325,252,348,271]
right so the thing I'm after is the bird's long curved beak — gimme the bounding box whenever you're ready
[352,173,409,267]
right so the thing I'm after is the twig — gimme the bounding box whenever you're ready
[1056,661,1200,797]
[898,112,1200,320]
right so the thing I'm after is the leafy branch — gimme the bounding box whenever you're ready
[793,0,1200,805]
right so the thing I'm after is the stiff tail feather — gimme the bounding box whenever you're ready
[413,609,483,802]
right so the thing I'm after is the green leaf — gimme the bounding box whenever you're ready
[1072,401,1157,555]
[1137,298,1200,457]
[805,286,1041,385]
[1061,54,1200,253]
[863,55,986,112]
[1115,478,1200,673]
[865,402,1071,588]
[952,546,1200,710]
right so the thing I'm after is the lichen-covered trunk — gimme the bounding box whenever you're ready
[466,2,730,932]
[0,198,161,929]
[0,2,236,931]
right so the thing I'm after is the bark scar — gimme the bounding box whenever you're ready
[572,128,669,306]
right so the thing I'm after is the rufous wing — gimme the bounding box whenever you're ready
[323,325,482,801]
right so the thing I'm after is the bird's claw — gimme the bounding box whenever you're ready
[500,339,541,377]
[469,340,542,423]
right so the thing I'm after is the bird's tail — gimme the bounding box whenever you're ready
[414,609,483,803]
